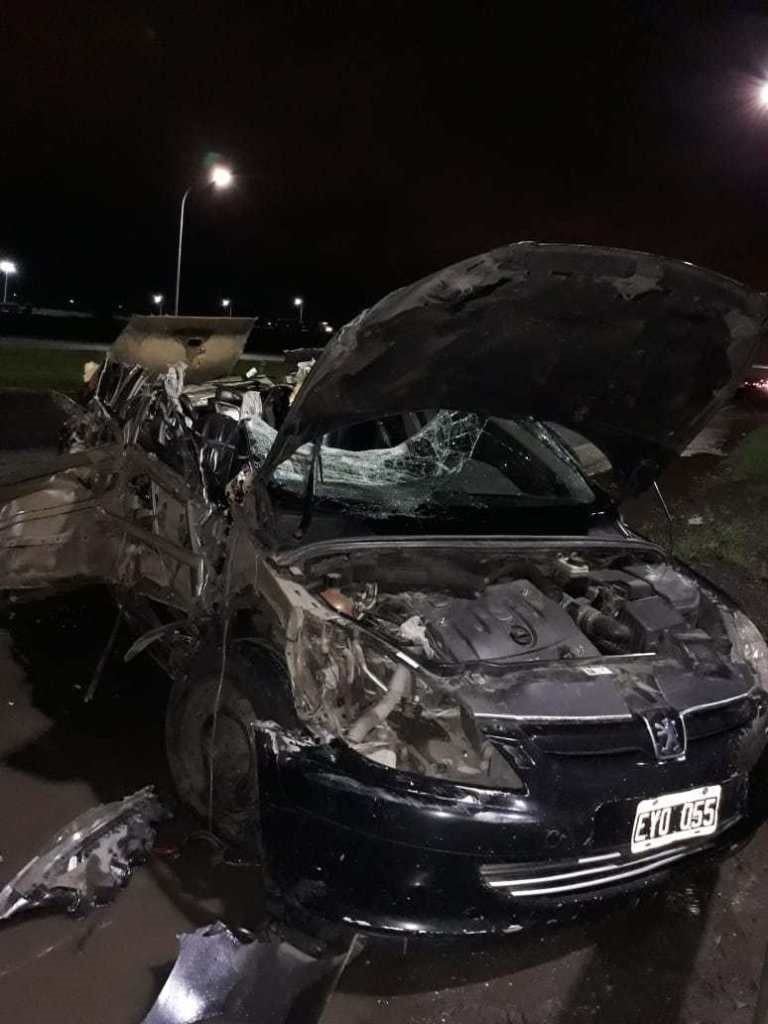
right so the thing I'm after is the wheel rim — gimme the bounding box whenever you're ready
[202,707,256,812]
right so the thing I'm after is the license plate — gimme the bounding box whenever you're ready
[631,784,721,854]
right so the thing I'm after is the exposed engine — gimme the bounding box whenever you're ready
[289,546,741,789]
[323,552,708,668]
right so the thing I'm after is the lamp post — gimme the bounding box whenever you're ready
[0,260,17,304]
[152,293,164,314]
[293,296,304,326]
[221,297,232,316]
[174,163,234,316]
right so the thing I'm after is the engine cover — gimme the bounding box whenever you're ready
[421,580,599,663]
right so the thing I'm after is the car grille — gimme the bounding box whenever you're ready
[518,695,755,758]
[479,841,715,897]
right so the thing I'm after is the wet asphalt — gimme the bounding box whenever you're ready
[1,396,767,1023]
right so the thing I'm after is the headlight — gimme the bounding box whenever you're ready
[731,611,768,689]
[288,610,523,789]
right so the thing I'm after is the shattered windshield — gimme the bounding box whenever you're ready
[245,410,595,519]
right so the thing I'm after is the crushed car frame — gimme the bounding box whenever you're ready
[2,242,768,938]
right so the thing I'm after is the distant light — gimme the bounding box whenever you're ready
[324,324,333,333]
[68,298,75,305]
[0,260,17,275]
[209,164,234,189]
[221,298,230,308]
[293,296,303,307]
[759,81,768,108]
[152,293,163,305]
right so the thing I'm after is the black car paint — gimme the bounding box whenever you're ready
[262,243,767,491]
[238,529,768,938]
[255,699,768,937]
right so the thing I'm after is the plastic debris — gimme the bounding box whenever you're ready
[0,786,164,922]
[142,920,359,1024]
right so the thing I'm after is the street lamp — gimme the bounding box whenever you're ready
[221,297,232,316]
[152,293,164,314]
[293,296,304,326]
[0,259,17,303]
[174,162,234,315]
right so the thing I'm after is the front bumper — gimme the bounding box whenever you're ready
[257,731,768,939]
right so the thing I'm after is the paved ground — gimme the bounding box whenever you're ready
[2,396,768,1023]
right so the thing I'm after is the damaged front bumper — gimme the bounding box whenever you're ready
[256,728,768,938]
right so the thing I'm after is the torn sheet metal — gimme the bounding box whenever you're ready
[110,316,255,384]
[142,921,358,1024]
[0,787,163,921]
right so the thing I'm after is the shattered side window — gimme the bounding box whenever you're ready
[245,410,595,517]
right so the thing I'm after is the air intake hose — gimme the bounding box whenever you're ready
[573,605,633,654]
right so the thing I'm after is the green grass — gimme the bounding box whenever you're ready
[730,424,768,480]
[0,346,288,395]
[0,346,97,394]
[624,425,768,582]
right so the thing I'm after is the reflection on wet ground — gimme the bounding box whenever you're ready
[0,589,766,1023]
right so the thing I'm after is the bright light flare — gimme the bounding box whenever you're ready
[221,298,231,308]
[759,81,768,108]
[152,293,163,305]
[0,260,17,275]
[209,164,234,189]
[293,296,303,307]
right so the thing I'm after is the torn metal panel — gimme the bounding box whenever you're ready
[141,920,358,1024]
[0,787,164,921]
[110,316,255,384]
[261,242,768,489]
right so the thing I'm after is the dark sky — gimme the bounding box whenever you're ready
[3,1,768,323]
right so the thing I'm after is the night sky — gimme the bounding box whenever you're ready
[3,1,768,323]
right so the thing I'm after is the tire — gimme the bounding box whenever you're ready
[165,639,295,847]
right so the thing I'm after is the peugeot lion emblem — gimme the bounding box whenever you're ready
[644,709,686,761]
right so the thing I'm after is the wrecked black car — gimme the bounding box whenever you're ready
[3,242,768,938]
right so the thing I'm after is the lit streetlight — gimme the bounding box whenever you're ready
[152,293,164,314]
[221,297,232,316]
[174,162,234,316]
[293,295,304,326]
[0,259,17,303]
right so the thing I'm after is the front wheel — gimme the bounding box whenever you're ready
[165,640,294,848]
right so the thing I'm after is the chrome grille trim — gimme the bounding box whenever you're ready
[481,843,709,896]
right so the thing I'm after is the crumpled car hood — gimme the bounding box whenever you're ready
[110,315,255,384]
[261,242,767,490]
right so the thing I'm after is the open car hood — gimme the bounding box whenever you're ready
[262,243,766,491]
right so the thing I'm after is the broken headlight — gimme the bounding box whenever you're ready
[731,611,768,690]
[290,611,523,789]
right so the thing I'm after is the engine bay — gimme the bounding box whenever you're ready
[285,544,744,789]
